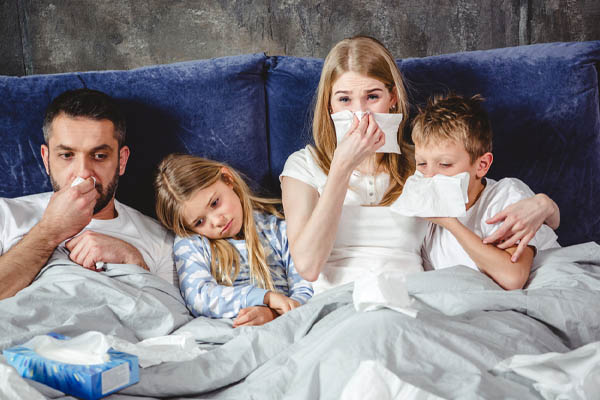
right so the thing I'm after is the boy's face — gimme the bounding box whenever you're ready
[415,139,492,204]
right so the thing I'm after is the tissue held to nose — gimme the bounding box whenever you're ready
[331,110,403,154]
[71,176,96,187]
[390,171,470,218]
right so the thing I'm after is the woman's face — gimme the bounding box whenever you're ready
[330,71,396,114]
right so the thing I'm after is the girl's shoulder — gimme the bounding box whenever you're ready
[173,234,210,250]
[253,210,284,229]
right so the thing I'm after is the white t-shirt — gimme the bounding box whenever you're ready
[0,192,176,285]
[281,146,427,294]
[421,177,560,271]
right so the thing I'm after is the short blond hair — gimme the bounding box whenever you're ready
[154,154,282,290]
[411,94,492,163]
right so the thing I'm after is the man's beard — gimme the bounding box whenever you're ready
[49,165,120,215]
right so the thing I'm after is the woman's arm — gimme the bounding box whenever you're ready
[483,194,560,261]
[282,171,350,282]
[283,239,314,304]
[432,217,534,290]
[282,114,385,281]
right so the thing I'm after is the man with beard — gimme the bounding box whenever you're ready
[0,89,174,299]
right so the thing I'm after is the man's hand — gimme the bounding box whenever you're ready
[264,291,301,315]
[232,306,278,327]
[39,178,98,244]
[65,231,148,271]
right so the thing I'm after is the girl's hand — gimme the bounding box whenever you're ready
[232,306,278,327]
[331,113,385,173]
[264,291,301,315]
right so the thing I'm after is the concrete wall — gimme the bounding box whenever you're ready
[2,0,600,76]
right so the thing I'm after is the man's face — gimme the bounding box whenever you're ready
[41,113,130,216]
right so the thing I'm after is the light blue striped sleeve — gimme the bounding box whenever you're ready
[173,236,267,319]
[276,220,313,304]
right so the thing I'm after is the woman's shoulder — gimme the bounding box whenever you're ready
[280,145,326,189]
[282,145,318,170]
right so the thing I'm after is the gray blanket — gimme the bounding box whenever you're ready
[2,243,600,399]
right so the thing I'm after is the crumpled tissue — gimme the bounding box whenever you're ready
[331,110,403,154]
[71,176,96,187]
[108,332,206,368]
[390,171,470,217]
[341,360,447,400]
[26,331,110,365]
[353,270,418,318]
[491,341,600,400]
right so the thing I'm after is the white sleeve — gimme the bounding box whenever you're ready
[482,178,559,251]
[279,146,321,191]
[151,230,177,286]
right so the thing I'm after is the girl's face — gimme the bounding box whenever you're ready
[330,71,396,114]
[182,174,244,239]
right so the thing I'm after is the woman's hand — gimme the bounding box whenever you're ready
[483,194,560,262]
[331,113,385,173]
[232,306,278,327]
[264,291,300,315]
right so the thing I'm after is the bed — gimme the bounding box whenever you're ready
[1,40,599,399]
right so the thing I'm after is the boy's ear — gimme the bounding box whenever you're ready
[476,152,493,179]
[220,167,234,187]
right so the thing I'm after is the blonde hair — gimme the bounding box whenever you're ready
[312,35,414,205]
[155,154,282,290]
[411,94,493,163]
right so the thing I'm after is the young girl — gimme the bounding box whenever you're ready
[155,154,313,327]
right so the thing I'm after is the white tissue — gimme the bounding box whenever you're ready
[390,171,470,217]
[341,360,446,400]
[25,331,110,365]
[71,176,96,187]
[353,270,417,318]
[24,331,206,369]
[492,341,600,400]
[331,110,403,154]
[108,332,206,368]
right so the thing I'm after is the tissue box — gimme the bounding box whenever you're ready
[3,333,139,400]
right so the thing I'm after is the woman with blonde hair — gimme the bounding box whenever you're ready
[155,154,313,327]
[280,35,560,293]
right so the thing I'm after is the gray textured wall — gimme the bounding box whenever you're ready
[2,0,600,76]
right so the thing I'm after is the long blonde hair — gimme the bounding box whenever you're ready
[155,154,281,290]
[312,35,414,205]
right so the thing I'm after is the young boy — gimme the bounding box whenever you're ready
[412,94,560,290]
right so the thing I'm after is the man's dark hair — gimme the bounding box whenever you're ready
[42,88,126,147]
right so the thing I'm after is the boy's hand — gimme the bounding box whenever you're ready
[233,306,278,327]
[426,217,459,230]
[264,291,301,315]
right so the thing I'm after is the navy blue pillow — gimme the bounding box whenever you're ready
[266,42,600,245]
[0,54,269,218]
